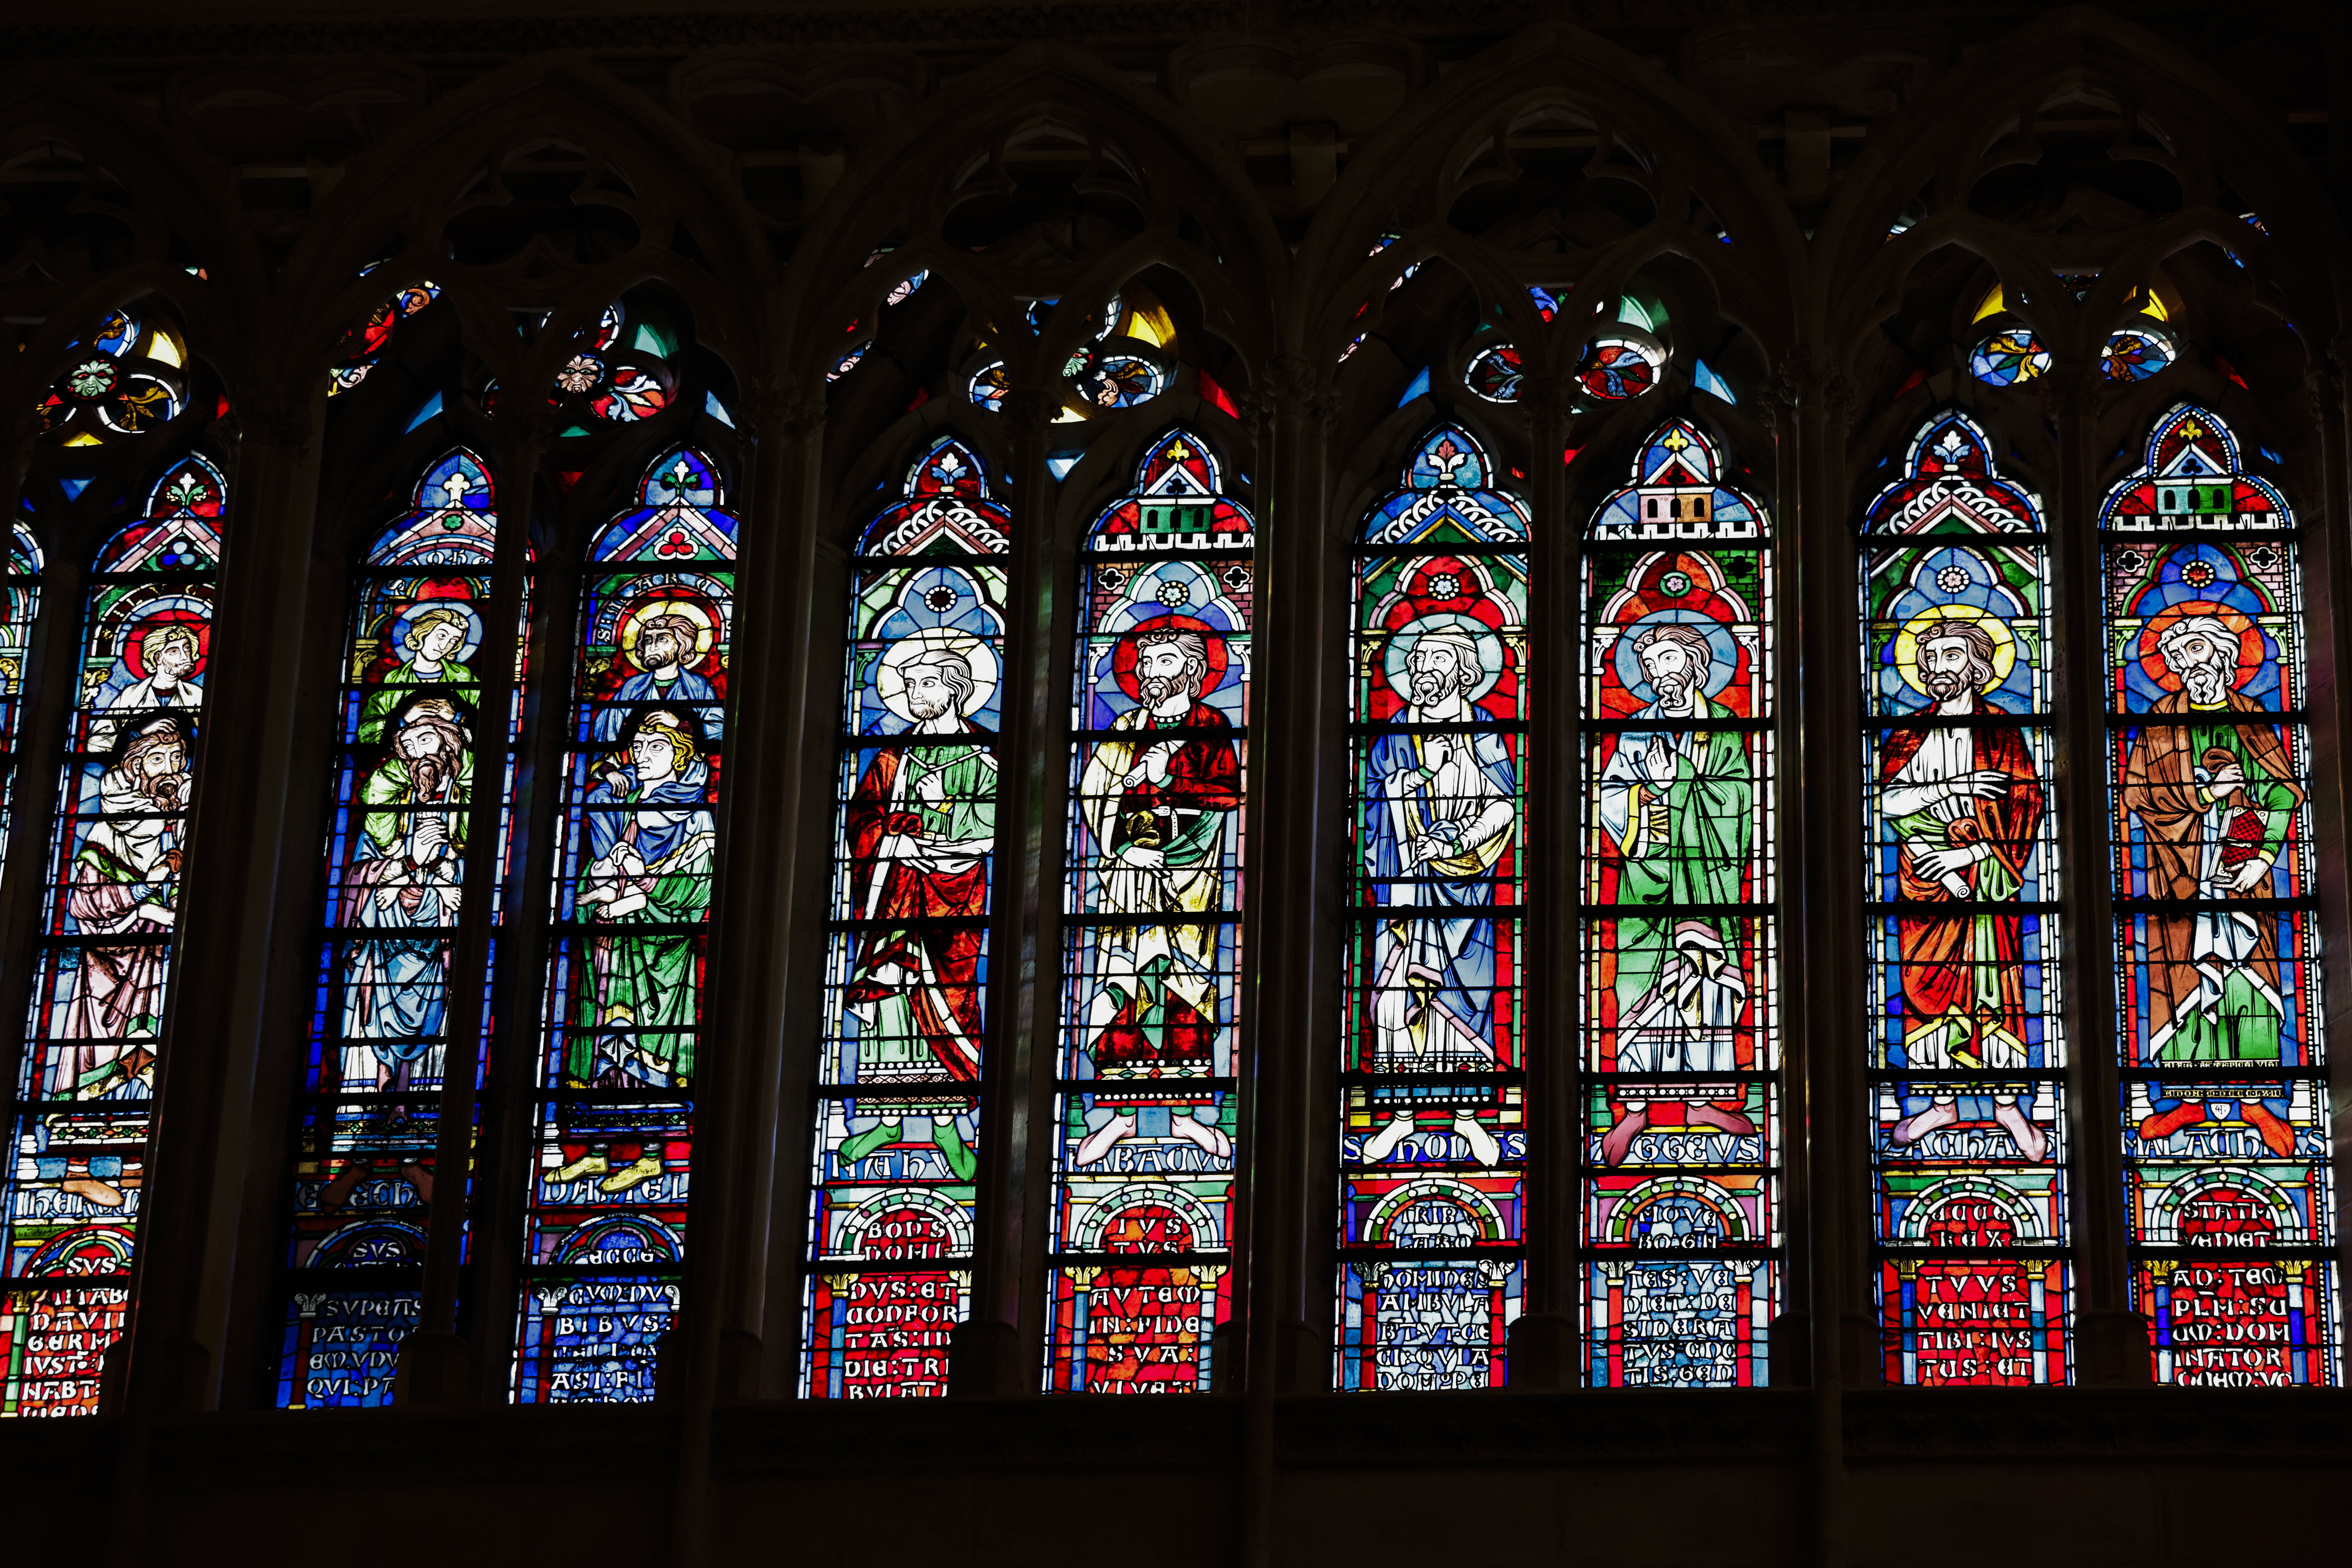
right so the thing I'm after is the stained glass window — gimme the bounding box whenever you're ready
[803,437,1009,1397]
[1583,420,1780,1386]
[330,273,442,396]
[513,448,732,1403]
[276,450,515,1409]
[1047,429,1250,1393]
[551,302,674,424]
[2103,404,2338,1385]
[35,310,189,440]
[1339,426,1528,1391]
[0,524,42,891]
[1862,410,2070,1385]
[1,455,222,1414]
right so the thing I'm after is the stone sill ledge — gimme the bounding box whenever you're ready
[6,1388,2342,1478]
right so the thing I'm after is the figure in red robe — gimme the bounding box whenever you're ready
[1878,617,2048,1160]
[838,645,997,1179]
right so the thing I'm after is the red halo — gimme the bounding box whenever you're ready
[1110,613,1228,701]
[2137,599,2261,694]
[119,609,210,682]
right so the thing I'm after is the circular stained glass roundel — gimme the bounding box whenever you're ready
[1073,352,1165,410]
[1970,330,2051,387]
[1577,336,1660,401]
[2100,325,2178,384]
[1466,343,1524,404]
[967,360,1009,412]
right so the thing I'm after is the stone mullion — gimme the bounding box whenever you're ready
[1509,376,1577,1385]
[1761,368,1813,1396]
[456,484,581,1405]
[1237,366,1328,1568]
[2302,349,2352,1372]
[664,396,824,1417]
[649,392,819,1564]
[1243,366,1331,1388]
[1779,360,1863,1566]
[753,412,833,1397]
[0,547,83,1266]
[951,387,1056,1394]
[119,391,328,1415]
[400,427,543,1402]
[2046,373,2144,1385]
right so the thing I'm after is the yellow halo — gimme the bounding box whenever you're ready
[1892,604,2017,697]
[618,596,717,668]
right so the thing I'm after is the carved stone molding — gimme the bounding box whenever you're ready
[1254,352,1338,434]
[6,3,1588,62]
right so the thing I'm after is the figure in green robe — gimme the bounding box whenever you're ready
[556,709,716,1194]
[358,603,476,744]
[2123,611,2303,1156]
[1594,621,1756,1164]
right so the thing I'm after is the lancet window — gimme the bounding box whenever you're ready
[1339,426,1529,1392]
[1861,410,2070,1385]
[1583,420,1781,1387]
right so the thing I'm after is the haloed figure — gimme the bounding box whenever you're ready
[2123,611,2304,1156]
[840,646,995,1180]
[595,611,722,743]
[1594,622,1757,1166]
[359,603,474,743]
[1880,617,2048,1161]
[560,709,716,1195]
[90,622,203,751]
[58,719,191,1100]
[342,698,472,1102]
[1074,624,1241,1166]
[1361,627,1517,1168]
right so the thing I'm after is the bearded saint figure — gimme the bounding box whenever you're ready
[2121,610,2303,1156]
[838,645,996,1181]
[56,719,191,1090]
[594,611,723,744]
[1359,625,1517,1168]
[1594,621,1757,1166]
[1879,617,2048,1161]
[1072,623,1241,1166]
[342,698,471,1096]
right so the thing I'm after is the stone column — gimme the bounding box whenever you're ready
[2313,345,2352,1370]
[458,437,584,1405]
[1773,355,1866,1568]
[2045,369,2151,1386]
[667,388,823,1562]
[119,379,328,1415]
[1237,355,1333,1568]
[950,384,1057,1395]
[1508,372,1578,1387]
[396,415,547,1405]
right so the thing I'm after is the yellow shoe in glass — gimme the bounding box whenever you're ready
[598,1154,662,1194]
[551,1152,609,1184]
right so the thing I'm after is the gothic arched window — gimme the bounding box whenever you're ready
[1049,427,1252,1394]
[329,272,443,398]
[1862,410,2069,1386]
[279,448,509,1409]
[4,449,223,1413]
[804,436,1009,1398]
[0,524,42,886]
[277,280,737,1409]
[2103,403,2337,1385]
[1584,419,1780,1388]
[514,446,734,1403]
[1340,425,1528,1392]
